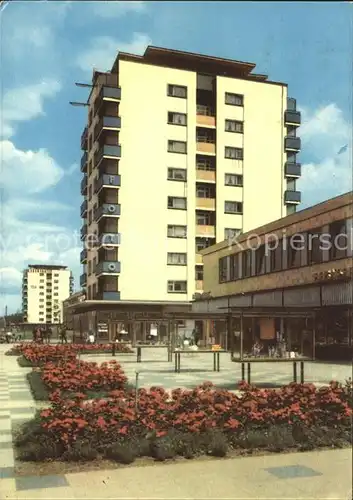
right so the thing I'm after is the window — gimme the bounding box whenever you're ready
[224,228,241,241]
[307,230,322,265]
[39,299,44,303]
[167,168,187,181]
[242,250,252,278]
[168,196,187,210]
[167,280,187,293]
[196,157,215,171]
[40,273,44,276]
[225,92,244,106]
[39,286,44,289]
[196,238,212,252]
[89,184,92,200]
[269,239,282,272]
[39,292,44,296]
[195,266,203,281]
[54,273,59,277]
[225,201,243,214]
[288,234,304,268]
[329,220,347,260]
[54,286,59,290]
[39,304,44,309]
[40,279,44,283]
[167,225,187,238]
[167,253,187,265]
[168,140,187,154]
[54,279,59,283]
[229,254,240,280]
[225,147,243,159]
[225,119,244,133]
[225,174,243,186]
[168,112,187,126]
[196,185,214,198]
[167,84,187,99]
[196,212,213,225]
[255,245,266,275]
[219,257,228,283]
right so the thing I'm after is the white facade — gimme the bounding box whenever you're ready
[81,47,301,304]
[22,266,72,324]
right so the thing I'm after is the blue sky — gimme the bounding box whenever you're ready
[0,1,352,313]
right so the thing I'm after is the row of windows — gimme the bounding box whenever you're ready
[167,196,243,214]
[168,84,244,107]
[39,279,59,284]
[168,140,243,159]
[167,167,243,186]
[167,225,241,243]
[219,220,349,283]
[168,111,244,133]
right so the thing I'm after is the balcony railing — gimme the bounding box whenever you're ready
[196,104,216,127]
[95,86,121,115]
[80,249,87,263]
[80,176,87,194]
[96,261,121,276]
[95,203,121,222]
[95,174,121,194]
[285,162,301,178]
[195,254,203,265]
[80,200,87,217]
[285,136,301,151]
[284,190,301,204]
[284,110,301,126]
[95,145,121,167]
[80,273,87,287]
[98,233,121,247]
[196,169,216,183]
[195,197,216,210]
[195,224,216,237]
[196,141,216,155]
[80,224,88,240]
[80,152,88,172]
[95,116,122,142]
[97,291,121,301]
[195,280,203,291]
[81,126,88,150]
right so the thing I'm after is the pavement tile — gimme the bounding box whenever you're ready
[265,464,323,479]
[0,466,15,479]
[16,474,69,491]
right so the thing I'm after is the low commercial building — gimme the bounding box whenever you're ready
[196,192,353,359]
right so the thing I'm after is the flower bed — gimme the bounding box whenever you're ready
[27,360,128,400]
[15,381,353,464]
[8,343,133,366]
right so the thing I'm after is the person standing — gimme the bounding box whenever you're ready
[112,332,119,356]
[60,325,68,344]
[88,331,95,344]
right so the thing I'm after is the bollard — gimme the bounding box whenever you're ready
[135,370,140,413]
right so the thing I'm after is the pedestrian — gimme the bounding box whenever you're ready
[112,332,119,356]
[46,327,52,344]
[60,326,68,344]
[88,331,95,344]
[5,330,12,343]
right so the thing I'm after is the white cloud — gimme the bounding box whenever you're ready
[76,32,151,72]
[90,1,146,18]
[0,267,23,287]
[1,80,61,138]
[298,103,352,205]
[0,140,64,194]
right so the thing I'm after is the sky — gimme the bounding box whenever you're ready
[0,0,352,313]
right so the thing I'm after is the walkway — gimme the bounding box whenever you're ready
[0,344,352,499]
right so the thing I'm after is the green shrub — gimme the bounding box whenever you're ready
[105,443,137,464]
[267,425,296,452]
[63,442,98,462]
[18,436,63,461]
[26,371,49,401]
[205,431,228,457]
[149,436,177,461]
[17,356,34,367]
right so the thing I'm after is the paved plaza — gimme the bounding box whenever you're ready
[0,344,352,499]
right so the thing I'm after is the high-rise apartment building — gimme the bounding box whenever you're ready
[22,265,73,324]
[79,46,301,303]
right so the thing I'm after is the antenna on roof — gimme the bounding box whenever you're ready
[75,83,94,88]
[69,102,89,107]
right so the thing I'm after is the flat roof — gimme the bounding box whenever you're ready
[112,45,285,86]
[201,191,353,256]
[27,265,68,270]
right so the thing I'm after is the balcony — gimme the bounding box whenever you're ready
[80,152,88,172]
[80,200,87,217]
[284,190,301,204]
[80,176,87,195]
[96,86,121,109]
[81,127,88,151]
[196,169,216,183]
[195,254,203,265]
[98,233,121,247]
[95,174,121,194]
[196,197,216,210]
[80,273,87,287]
[195,280,203,291]
[285,162,301,178]
[196,140,216,155]
[95,116,121,142]
[95,145,121,168]
[97,291,121,301]
[284,110,301,126]
[96,261,121,276]
[285,136,301,151]
[196,105,216,128]
[95,203,121,222]
[195,225,216,237]
[80,224,87,240]
[80,249,87,263]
